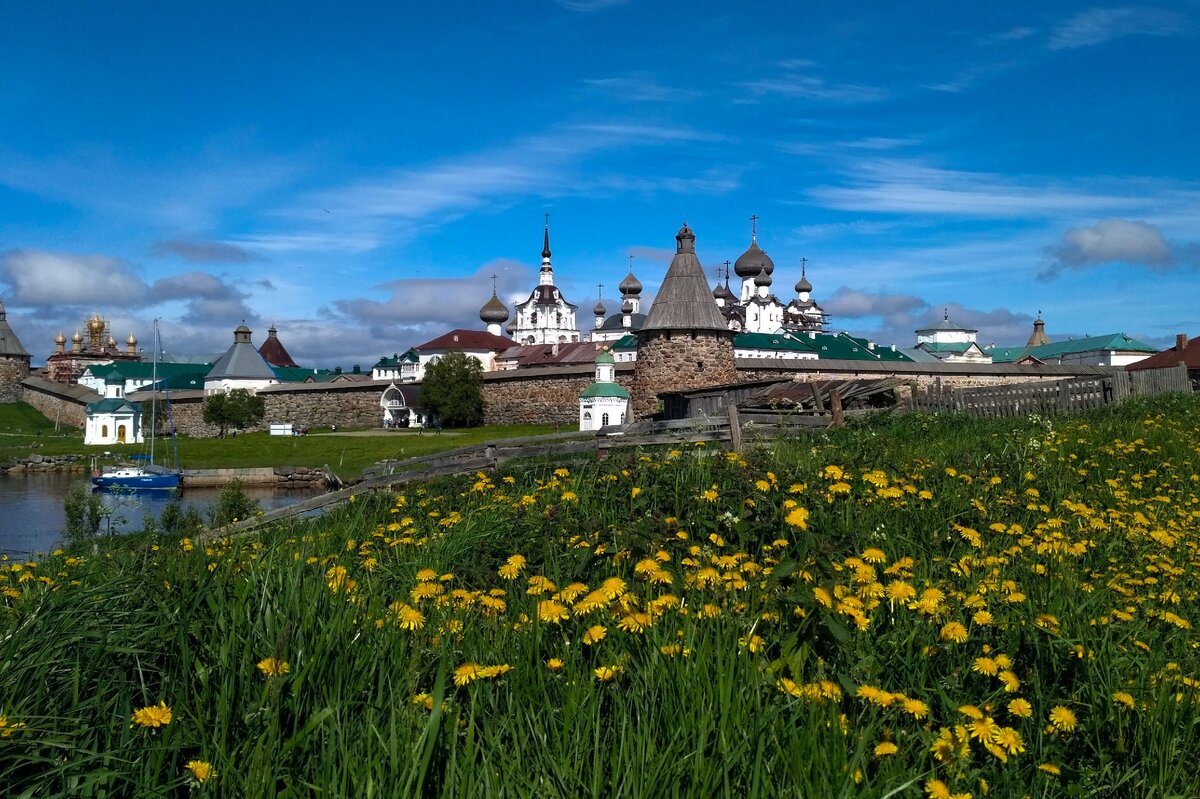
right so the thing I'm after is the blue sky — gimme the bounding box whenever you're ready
[2,1,1197,367]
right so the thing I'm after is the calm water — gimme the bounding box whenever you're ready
[0,472,321,556]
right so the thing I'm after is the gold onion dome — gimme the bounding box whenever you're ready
[72,330,83,343]
[479,292,510,324]
[55,331,66,345]
[127,332,138,346]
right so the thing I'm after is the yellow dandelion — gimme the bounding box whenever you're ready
[546,658,565,672]
[861,547,886,564]
[998,670,1021,693]
[903,697,930,719]
[618,612,652,634]
[415,567,438,582]
[1007,698,1033,718]
[594,664,622,682]
[454,662,481,686]
[992,726,1024,755]
[131,701,173,728]
[940,621,969,644]
[1038,763,1062,775]
[784,506,809,530]
[537,600,570,624]
[185,760,215,783]
[924,778,951,799]
[1048,705,1077,732]
[395,604,426,631]
[874,740,899,757]
[1112,691,1136,709]
[583,625,607,645]
[257,657,290,678]
[972,656,999,676]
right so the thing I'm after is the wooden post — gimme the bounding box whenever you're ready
[830,391,845,427]
[485,443,497,470]
[596,435,610,460]
[811,383,825,412]
[727,404,743,453]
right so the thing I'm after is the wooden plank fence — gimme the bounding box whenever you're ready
[908,364,1191,419]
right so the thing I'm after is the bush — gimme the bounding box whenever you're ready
[62,484,104,546]
[209,479,259,527]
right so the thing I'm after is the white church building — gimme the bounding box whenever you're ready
[84,369,145,445]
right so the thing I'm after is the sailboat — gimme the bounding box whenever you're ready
[92,320,182,490]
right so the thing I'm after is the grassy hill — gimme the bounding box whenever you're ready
[2,394,1198,796]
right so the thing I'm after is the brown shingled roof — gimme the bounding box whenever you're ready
[1126,334,1200,371]
[258,325,299,368]
[415,329,516,351]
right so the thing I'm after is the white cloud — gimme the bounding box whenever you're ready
[1049,6,1185,50]
[738,75,885,104]
[1042,218,1196,277]
[0,249,149,306]
[809,159,1149,218]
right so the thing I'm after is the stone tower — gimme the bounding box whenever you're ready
[0,299,32,403]
[630,224,737,419]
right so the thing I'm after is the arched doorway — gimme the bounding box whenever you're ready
[117,424,126,443]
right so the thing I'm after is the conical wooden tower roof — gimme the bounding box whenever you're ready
[640,224,728,333]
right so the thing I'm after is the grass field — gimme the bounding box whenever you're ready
[0,403,554,479]
[2,394,1198,797]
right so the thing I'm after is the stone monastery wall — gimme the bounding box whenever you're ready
[17,359,1120,439]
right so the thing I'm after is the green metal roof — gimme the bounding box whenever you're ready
[84,361,212,381]
[374,350,418,367]
[919,342,978,354]
[988,333,1157,363]
[272,366,343,382]
[612,334,638,351]
[86,398,140,414]
[734,332,819,353]
[581,382,630,399]
[595,350,616,364]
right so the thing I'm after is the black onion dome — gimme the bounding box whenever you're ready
[754,267,772,287]
[795,274,812,294]
[594,301,607,315]
[733,239,775,278]
[619,270,643,296]
[621,297,634,314]
[479,292,510,324]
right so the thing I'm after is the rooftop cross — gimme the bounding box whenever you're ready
[750,214,758,241]
[597,282,604,299]
[800,256,807,276]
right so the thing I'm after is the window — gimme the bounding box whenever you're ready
[601,413,609,427]
[583,412,592,422]
[101,424,108,438]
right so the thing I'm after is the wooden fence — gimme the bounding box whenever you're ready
[908,364,1191,419]
[211,406,837,537]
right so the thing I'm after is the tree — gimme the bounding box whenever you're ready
[420,351,485,428]
[202,389,266,438]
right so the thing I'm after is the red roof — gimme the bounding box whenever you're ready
[1126,335,1200,371]
[415,329,515,352]
[258,328,299,368]
[499,341,602,367]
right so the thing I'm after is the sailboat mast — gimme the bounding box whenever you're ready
[149,320,158,464]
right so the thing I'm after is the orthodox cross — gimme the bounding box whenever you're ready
[627,254,634,272]
[491,274,498,292]
[597,282,604,299]
[750,214,759,240]
[800,256,807,277]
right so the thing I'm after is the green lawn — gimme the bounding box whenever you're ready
[0,403,555,478]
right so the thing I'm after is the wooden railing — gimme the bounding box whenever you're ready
[208,406,836,538]
[908,364,1192,418]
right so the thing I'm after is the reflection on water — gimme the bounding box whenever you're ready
[0,472,321,556]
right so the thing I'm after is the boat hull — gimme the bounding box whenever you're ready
[92,472,182,490]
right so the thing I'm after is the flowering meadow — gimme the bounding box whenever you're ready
[2,394,1198,797]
